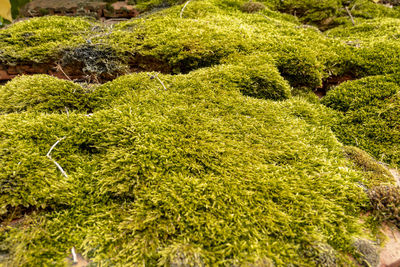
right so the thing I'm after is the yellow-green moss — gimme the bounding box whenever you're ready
[343,146,394,186]
[0,69,374,265]
[0,75,92,114]
[327,18,400,77]
[323,75,400,167]
[0,16,93,63]
[4,0,400,265]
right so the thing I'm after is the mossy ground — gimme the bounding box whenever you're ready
[1,0,400,266]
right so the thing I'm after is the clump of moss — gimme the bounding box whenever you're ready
[277,0,342,26]
[0,68,373,265]
[201,53,292,100]
[322,75,400,112]
[101,4,343,89]
[322,75,400,166]
[134,0,186,12]
[327,18,400,77]
[352,238,379,267]
[0,16,93,63]
[0,75,92,114]
[240,1,266,13]
[343,146,394,186]
[368,185,400,226]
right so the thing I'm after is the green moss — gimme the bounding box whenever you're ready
[277,0,342,26]
[4,0,400,265]
[134,0,185,12]
[0,16,93,63]
[0,75,92,114]
[343,146,394,186]
[100,3,342,89]
[322,75,400,112]
[327,18,400,77]
[322,75,400,167]
[0,69,374,265]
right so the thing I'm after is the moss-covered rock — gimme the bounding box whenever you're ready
[3,0,400,266]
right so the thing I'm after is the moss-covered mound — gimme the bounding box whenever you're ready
[322,75,400,166]
[3,0,400,265]
[0,1,346,89]
[0,16,92,63]
[0,72,383,266]
[0,75,92,113]
[327,18,400,77]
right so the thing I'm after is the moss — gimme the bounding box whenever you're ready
[134,0,185,12]
[326,18,400,77]
[352,238,379,267]
[0,75,92,114]
[0,16,93,63]
[100,3,342,88]
[343,146,394,186]
[241,1,266,13]
[277,0,342,26]
[4,0,400,265]
[0,1,343,89]
[322,75,400,166]
[322,75,400,112]
[368,185,400,226]
[0,69,374,265]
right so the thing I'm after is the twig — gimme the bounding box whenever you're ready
[155,75,167,90]
[147,73,167,90]
[345,6,355,26]
[260,14,272,21]
[55,63,72,81]
[71,247,78,263]
[46,137,68,178]
[180,0,192,18]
